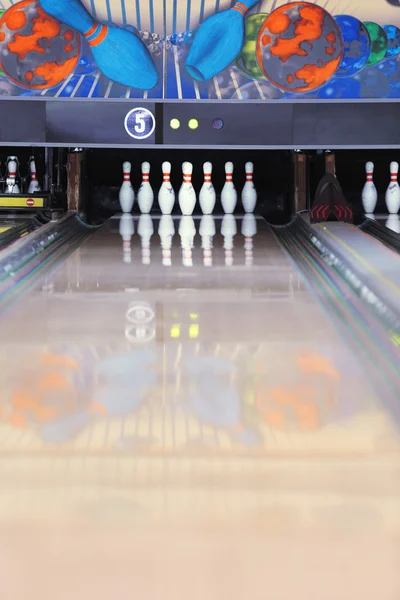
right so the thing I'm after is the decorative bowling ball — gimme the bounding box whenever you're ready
[256,2,343,93]
[334,15,371,77]
[0,0,80,90]
[364,22,388,66]
[235,13,268,80]
[383,24,400,59]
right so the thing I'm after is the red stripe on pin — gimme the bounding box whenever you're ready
[246,176,252,181]
[226,175,233,180]
[163,176,170,181]
[143,175,149,181]
[84,23,98,38]
[183,175,191,182]
[89,24,108,47]
[204,175,211,181]
[232,2,247,15]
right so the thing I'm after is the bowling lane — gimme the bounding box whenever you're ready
[310,219,400,316]
[0,215,400,600]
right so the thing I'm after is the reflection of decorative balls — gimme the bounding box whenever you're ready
[257,2,343,93]
[364,22,388,66]
[235,14,268,80]
[0,0,80,90]
[334,15,371,77]
[383,24,400,59]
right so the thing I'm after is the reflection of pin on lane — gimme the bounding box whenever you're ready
[39,0,158,89]
[119,214,134,264]
[138,214,154,265]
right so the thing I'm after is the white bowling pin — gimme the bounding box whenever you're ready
[199,162,216,214]
[386,214,400,233]
[119,214,134,263]
[6,157,20,194]
[361,161,377,214]
[221,214,237,266]
[138,214,154,265]
[137,161,154,213]
[158,161,175,215]
[385,161,400,214]
[158,214,175,266]
[241,162,257,213]
[241,214,257,266]
[199,215,216,266]
[179,215,196,267]
[119,161,134,213]
[178,162,197,216]
[221,162,237,214]
[27,157,41,194]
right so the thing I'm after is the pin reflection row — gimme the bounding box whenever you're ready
[119,214,257,267]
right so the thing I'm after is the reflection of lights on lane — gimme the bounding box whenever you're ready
[170,324,180,338]
[125,324,156,343]
[126,301,155,324]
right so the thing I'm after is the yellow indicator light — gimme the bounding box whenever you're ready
[190,313,198,320]
[170,324,180,338]
[189,324,199,339]
[188,118,199,130]
[170,118,180,130]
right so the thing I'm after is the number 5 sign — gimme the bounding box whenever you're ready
[124,107,156,140]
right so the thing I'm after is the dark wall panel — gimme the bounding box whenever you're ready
[293,102,400,147]
[0,100,45,143]
[46,101,156,145]
[163,103,294,146]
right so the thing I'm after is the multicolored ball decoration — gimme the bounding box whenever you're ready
[364,22,388,66]
[255,3,343,93]
[235,13,268,81]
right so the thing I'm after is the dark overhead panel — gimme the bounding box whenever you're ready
[0,99,399,148]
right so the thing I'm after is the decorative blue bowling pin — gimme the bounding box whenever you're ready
[39,0,158,90]
[185,0,261,81]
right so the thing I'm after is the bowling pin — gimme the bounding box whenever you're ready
[241,162,257,213]
[221,162,237,214]
[385,161,400,214]
[158,162,175,215]
[6,156,20,194]
[179,216,196,267]
[199,162,216,214]
[221,214,237,266]
[137,162,154,214]
[185,0,261,82]
[386,214,400,233]
[119,214,134,264]
[27,157,41,194]
[199,215,216,266]
[158,214,175,266]
[361,161,377,214]
[39,0,157,90]
[178,162,197,216]
[119,162,134,213]
[138,214,154,265]
[241,214,256,266]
